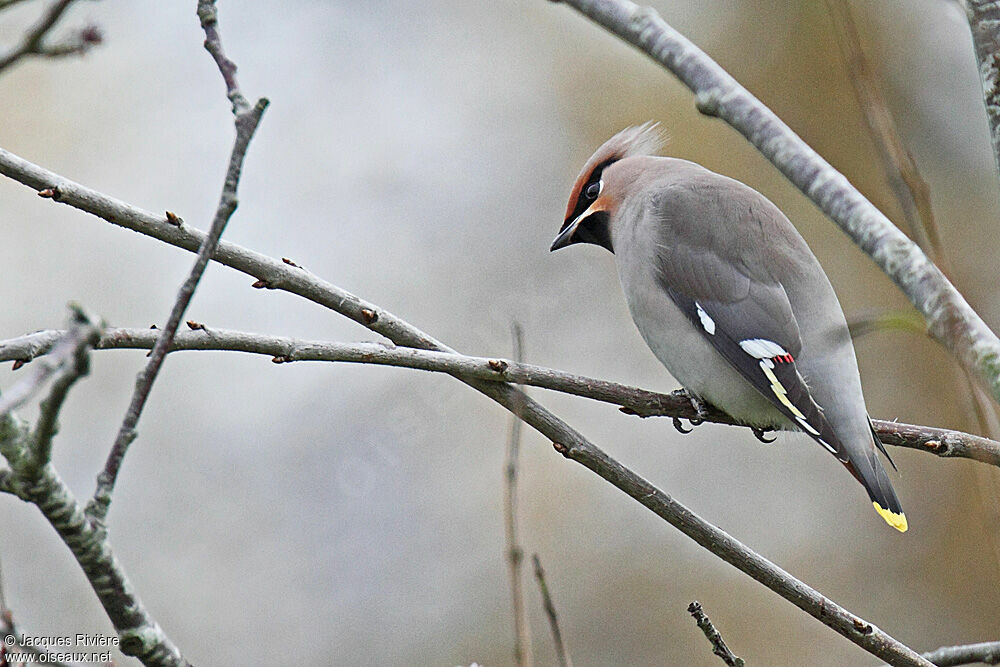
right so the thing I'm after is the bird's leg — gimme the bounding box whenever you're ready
[751,427,777,444]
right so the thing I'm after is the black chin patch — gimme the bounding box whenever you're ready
[574,211,613,253]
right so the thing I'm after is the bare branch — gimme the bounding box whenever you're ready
[3,327,997,468]
[918,640,1000,666]
[532,554,571,667]
[0,150,933,665]
[196,0,250,114]
[0,321,189,666]
[0,0,101,73]
[964,0,1000,180]
[86,0,268,525]
[550,0,1000,407]
[504,324,532,667]
[687,601,744,667]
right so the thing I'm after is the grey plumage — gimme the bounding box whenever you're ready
[552,125,906,532]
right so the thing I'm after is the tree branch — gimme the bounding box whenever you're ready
[504,324,532,667]
[0,315,190,667]
[3,326,997,468]
[0,0,101,73]
[86,0,268,525]
[550,0,1000,407]
[918,640,1000,666]
[964,0,1000,180]
[0,151,933,665]
[687,601,744,667]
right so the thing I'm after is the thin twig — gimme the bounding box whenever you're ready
[552,0,1000,407]
[86,0,267,525]
[532,554,571,667]
[27,310,100,471]
[0,152,932,665]
[687,601,744,667]
[0,307,98,422]
[504,323,532,667]
[2,327,997,468]
[0,0,101,72]
[196,0,249,114]
[825,0,943,260]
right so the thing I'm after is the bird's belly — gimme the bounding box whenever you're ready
[618,269,790,428]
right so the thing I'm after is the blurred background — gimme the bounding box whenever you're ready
[1,0,999,664]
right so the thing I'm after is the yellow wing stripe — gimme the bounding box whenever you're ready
[760,363,806,419]
[873,502,908,532]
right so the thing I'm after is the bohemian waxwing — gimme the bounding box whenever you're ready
[550,124,906,532]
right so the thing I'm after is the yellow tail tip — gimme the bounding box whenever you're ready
[873,502,908,532]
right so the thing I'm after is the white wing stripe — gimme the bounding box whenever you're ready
[695,302,716,335]
[739,338,789,359]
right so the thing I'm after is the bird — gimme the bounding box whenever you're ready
[550,123,906,532]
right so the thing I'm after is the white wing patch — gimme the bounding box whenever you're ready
[739,338,788,359]
[695,302,715,335]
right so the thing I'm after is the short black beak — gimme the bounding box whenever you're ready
[549,219,579,252]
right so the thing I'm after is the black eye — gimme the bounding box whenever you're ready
[585,181,601,199]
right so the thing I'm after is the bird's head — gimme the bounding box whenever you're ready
[550,122,664,254]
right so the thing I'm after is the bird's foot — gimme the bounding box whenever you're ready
[670,388,709,430]
[751,426,777,444]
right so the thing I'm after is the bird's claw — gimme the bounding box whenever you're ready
[672,416,693,434]
[684,390,709,424]
[752,427,777,444]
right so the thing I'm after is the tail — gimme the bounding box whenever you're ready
[845,431,907,532]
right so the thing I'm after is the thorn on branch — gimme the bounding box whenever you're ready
[695,90,721,117]
[360,308,378,325]
[923,439,947,454]
[852,618,873,635]
[78,24,102,46]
